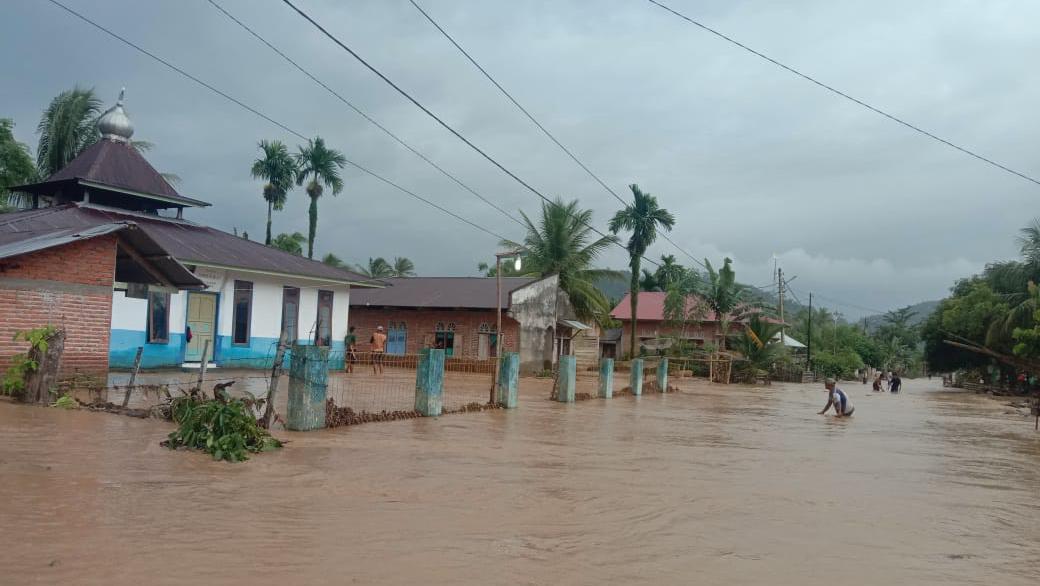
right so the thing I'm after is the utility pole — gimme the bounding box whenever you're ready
[777,267,786,343]
[806,292,813,370]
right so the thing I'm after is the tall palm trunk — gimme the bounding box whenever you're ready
[265,200,273,245]
[629,257,640,359]
[307,194,318,259]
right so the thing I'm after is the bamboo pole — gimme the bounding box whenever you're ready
[121,346,143,408]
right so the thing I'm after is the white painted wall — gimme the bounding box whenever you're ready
[111,289,187,334]
[111,267,351,345]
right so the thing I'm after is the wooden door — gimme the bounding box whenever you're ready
[185,293,217,362]
[387,323,407,355]
[478,333,490,360]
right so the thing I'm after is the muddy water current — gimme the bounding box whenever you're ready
[1,378,1038,585]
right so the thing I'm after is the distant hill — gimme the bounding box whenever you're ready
[594,272,631,306]
[862,300,940,332]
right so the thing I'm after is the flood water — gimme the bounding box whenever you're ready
[1,377,1038,585]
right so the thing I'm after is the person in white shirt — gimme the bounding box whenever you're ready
[819,378,855,418]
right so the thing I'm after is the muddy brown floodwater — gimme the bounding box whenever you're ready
[1,377,1038,585]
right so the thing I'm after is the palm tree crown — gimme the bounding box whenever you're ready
[609,184,675,357]
[251,140,295,245]
[36,86,103,176]
[295,136,346,259]
[392,257,416,277]
[699,257,754,350]
[505,198,619,322]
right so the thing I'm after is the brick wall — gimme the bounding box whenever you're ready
[0,235,117,379]
[349,307,519,359]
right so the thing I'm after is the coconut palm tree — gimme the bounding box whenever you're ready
[1,119,37,211]
[251,140,295,245]
[36,86,103,176]
[699,257,755,351]
[391,257,416,277]
[732,314,786,372]
[295,137,346,259]
[322,252,346,268]
[271,232,306,256]
[504,197,620,322]
[355,257,394,278]
[609,184,675,358]
[654,254,686,290]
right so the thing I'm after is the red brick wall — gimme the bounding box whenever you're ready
[0,235,117,379]
[349,307,519,359]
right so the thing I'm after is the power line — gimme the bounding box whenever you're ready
[204,0,523,228]
[43,0,511,244]
[407,0,715,273]
[279,0,663,268]
[645,0,1040,188]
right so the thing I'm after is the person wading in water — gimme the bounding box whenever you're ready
[370,325,387,375]
[819,378,855,418]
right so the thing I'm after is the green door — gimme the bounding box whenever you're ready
[185,293,217,362]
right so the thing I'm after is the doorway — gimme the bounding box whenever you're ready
[185,292,217,362]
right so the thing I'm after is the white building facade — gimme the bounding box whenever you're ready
[110,266,354,369]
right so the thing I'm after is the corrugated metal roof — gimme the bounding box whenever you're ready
[14,139,210,208]
[350,276,539,309]
[0,220,204,289]
[0,203,377,286]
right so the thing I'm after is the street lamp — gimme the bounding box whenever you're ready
[491,249,523,403]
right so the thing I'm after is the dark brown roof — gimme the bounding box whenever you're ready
[0,203,376,286]
[0,220,204,289]
[14,139,209,208]
[350,277,539,309]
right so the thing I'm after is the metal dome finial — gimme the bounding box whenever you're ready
[98,87,134,143]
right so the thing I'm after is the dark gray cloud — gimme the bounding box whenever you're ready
[3,0,1038,318]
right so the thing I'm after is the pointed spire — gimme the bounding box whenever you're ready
[98,87,134,143]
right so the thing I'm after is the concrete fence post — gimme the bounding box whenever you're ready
[415,348,445,416]
[599,358,614,399]
[496,351,520,408]
[630,358,644,396]
[556,355,576,403]
[657,358,669,393]
[286,344,329,431]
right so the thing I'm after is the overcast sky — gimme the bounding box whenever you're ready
[3,0,1038,318]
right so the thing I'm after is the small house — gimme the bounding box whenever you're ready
[349,275,592,373]
[2,92,377,373]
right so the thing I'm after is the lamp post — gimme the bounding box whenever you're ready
[491,250,523,403]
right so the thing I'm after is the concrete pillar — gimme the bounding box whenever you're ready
[657,358,669,393]
[599,358,614,398]
[496,351,520,408]
[556,355,576,403]
[286,344,329,431]
[630,358,644,396]
[415,348,445,416]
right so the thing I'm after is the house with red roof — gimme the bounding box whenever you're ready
[608,291,788,357]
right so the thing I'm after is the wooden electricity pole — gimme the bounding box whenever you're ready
[806,292,813,369]
[777,267,786,344]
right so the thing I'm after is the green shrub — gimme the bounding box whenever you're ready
[163,392,282,462]
[50,394,77,409]
[2,326,58,398]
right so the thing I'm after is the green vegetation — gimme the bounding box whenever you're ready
[505,197,620,324]
[251,140,295,245]
[610,184,675,357]
[50,394,77,409]
[2,325,58,399]
[295,137,346,259]
[0,119,36,211]
[922,218,1040,382]
[36,86,103,176]
[352,256,417,278]
[270,232,306,256]
[163,391,282,462]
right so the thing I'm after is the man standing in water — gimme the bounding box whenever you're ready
[371,325,387,375]
[819,378,855,418]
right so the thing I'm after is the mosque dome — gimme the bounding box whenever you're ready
[98,88,134,142]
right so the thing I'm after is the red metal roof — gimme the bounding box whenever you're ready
[610,292,781,324]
